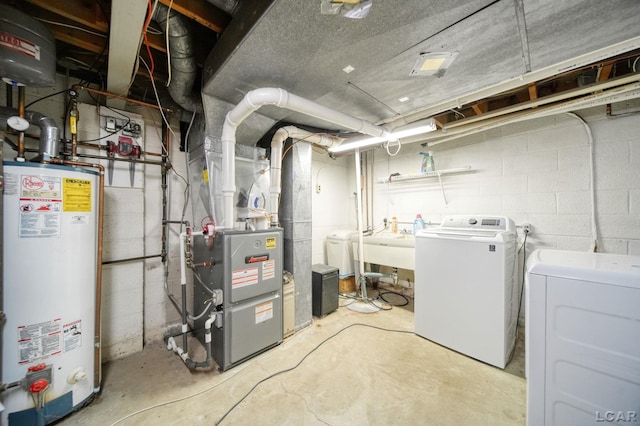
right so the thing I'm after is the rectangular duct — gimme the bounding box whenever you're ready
[280,140,312,329]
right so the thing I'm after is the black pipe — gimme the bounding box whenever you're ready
[102,254,162,265]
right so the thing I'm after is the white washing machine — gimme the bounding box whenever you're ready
[526,249,640,426]
[414,215,518,368]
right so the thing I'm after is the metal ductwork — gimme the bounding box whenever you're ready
[0,106,61,160]
[206,0,241,16]
[152,3,203,114]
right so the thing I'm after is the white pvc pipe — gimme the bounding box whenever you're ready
[221,87,388,228]
[423,81,640,148]
[269,125,343,226]
[354,149,367,298]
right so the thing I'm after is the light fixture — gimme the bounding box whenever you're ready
[328,118,437,153]
[410,52,459,77]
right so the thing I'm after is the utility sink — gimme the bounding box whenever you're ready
[351,232,415,270]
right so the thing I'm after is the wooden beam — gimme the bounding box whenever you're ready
[471,102,488,116]
[25,0,108,32]
[598,64,613,81]
[50,27,106,54]
[158,0,230,33]
[528,83,538,101]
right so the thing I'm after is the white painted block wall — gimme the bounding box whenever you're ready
[363,108,640,256]
[311,152,354,265]
[310,106,640,291]
[2,76,189,361]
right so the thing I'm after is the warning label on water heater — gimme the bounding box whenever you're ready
[17,318,62,364]
[19,174,62,238]
[63,319,82,352]
[63,178,92,212]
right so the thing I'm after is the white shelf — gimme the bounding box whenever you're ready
[376,166,472,207]
[376,166,472,184]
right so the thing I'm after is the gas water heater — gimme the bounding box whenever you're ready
[1,162,100,424]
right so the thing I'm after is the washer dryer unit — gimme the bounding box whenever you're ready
[414,215,518,368]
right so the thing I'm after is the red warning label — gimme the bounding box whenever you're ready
[232,267,259,288]
[0,32,41,60]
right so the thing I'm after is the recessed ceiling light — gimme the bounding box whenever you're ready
[343,65,355,74]
[410,52,459,77]
[398,96,409,102]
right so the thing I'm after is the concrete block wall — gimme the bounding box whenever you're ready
[2,76,189,361]
[361,107,639,257]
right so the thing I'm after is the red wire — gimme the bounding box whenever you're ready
[143,0,155,75]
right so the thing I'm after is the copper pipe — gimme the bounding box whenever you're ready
[17,86,25,159]
[75,152,164,166]
[50,158,105,391]
[72,84,174,112]
[77,140,164,157]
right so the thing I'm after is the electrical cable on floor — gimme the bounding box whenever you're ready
[214,323,415,425]
[108,322,413,426]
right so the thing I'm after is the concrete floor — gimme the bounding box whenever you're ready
[59,295,526,425]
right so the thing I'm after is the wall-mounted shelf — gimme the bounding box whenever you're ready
[376,166,472,206]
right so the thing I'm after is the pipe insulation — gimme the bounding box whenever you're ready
[269,125,343,226]
[221,87,388,228]
[0,106,61,159]
[152,3,203,114]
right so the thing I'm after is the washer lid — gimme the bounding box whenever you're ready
[527,249,640,289]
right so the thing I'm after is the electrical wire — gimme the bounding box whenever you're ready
[138,56,177,141]
[34,18,108,38]
[188,302,212,321]
[384,138,401,156]
[77,104,132,143]
[215,323,415,425]
[165,0,175,87]
[24,89,71,109]
[143,0,156,76]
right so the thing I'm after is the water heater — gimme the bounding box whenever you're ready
[1,162,100,424]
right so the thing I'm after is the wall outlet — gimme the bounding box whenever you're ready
[316,184,321,193]
[522,223,532,234]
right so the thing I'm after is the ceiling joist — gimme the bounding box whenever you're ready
[157,0,230,33]
[24,0,108,32]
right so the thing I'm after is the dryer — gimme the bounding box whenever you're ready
[414,215,518,368]
[526,249,640,425]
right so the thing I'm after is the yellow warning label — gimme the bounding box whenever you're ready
[266,237,276,249]
[63,178,92,212]
[202,169,209,184]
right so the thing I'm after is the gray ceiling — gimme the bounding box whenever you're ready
[201,0,640,144]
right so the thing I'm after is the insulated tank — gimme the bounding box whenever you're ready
[0,4,56,87]
[1,162,99,424]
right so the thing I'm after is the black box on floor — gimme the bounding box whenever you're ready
[311,264,339,317]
